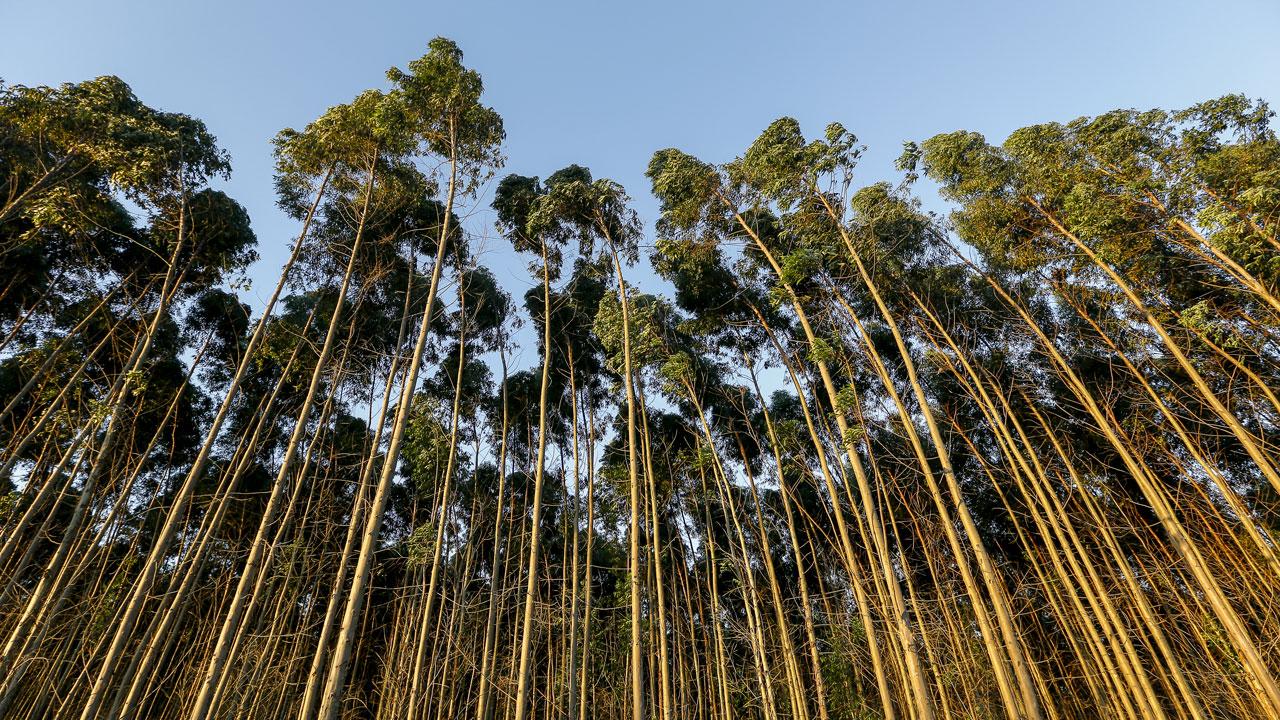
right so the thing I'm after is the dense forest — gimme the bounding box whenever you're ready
[2,37,1279,720]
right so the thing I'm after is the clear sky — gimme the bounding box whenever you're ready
[3,0,1278,366]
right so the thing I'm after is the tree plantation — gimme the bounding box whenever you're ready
[3,38,1280,720]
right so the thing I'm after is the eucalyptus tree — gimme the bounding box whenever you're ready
[548,257,613,720]
[9,44,1280,720]
[912,98,1280,717]
[312,37,503,720]
[0,75,258,715]
[0,75,246,484]
[490,170,569,720]
[913,98,1280,501]
[493,163,642,720]
[649,141,937,720]
[177,82,425,720]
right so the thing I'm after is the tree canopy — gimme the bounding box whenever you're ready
[1,40,1279,720]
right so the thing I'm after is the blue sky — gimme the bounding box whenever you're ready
[3,0,1278,367]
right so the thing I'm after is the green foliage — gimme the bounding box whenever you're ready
[919,95,1280,300]
[658,350,694,395]
[7,42,1280,720]
[728,118,861,210]
[592,290,672,372]
[822,621,877,720]
[732,117,815,203]
[779,247,823,286]
[273,89,418,218]
[834,383,860,413]
[646,148,721,233]
[406,523,438,568]
[0,75,230,208]
[807,337,836,365]
[1,74,256,323]
[89,554,136,635]
[0,492,19,523]
[841,425,866,448]
[404,395,454,495]
[496,165,641,277]
[387,37,505,190]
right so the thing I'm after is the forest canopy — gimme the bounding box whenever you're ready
[2,37,1280,720]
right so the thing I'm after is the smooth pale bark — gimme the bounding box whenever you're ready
[953,240,1280,716]
[78,164,336,720]
[636,390,674,720]
[113,333,311,720]
[565,346,583,720]
[0,200,194,694]
[576,397,599,720]
[745,300,903,720]
[511,243,555,720]
[603,243,645,720]
[476,331,511,720]
[297,258,416,720]
[1031,200,1280,499]
[816,189,1041,720]
[187,157,377,720]
[406,261,472,716]
[315,144,462,720]
[743,351,829,720]
[723,195,928,720]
